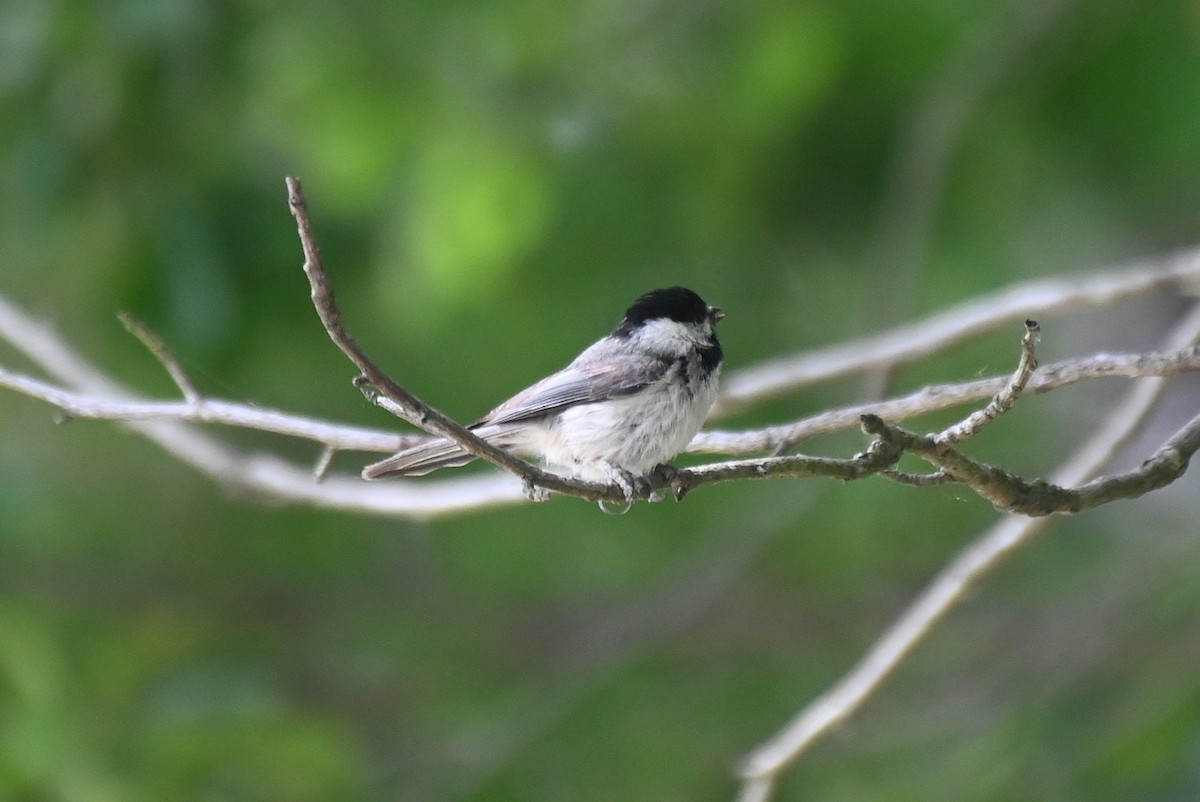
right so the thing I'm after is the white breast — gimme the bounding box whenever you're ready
[538,362,719,481]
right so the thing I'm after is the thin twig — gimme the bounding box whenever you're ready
[313,444,337,482]
[117,311,201,402]
[935,319,1039,446]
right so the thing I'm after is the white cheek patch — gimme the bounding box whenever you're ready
[630,318,709,353]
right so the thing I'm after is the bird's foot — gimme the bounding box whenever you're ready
[650,463,689,501]
[597,464,649,515]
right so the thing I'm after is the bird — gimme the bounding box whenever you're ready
[361,287,724,500]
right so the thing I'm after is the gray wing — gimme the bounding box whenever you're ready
[476,352,673,427]
[362,351,672,480]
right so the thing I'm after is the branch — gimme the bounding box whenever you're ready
[0,293,529,518]
[285,178,1200,515]
[692,345,1200,455]
[734,300,1200,801]
[864,410,1199,515]
[4,339,1198,462]
[716,244,1200,415]
[934,318,1039,446]
[0,364,412,453]
[3,293,1199,517]
[287,176,641,507]
[2,184,1199,517]
[117,311,200,402]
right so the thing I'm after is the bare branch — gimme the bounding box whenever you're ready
[1052,306,1200,483]
[289,176,526,473]
[863,410,1199,515]
[0,294,528,517]
[3,296,1199,518]
[693,346,1200,455]
[287,176,643,507]
[934,319,1039,446]
[4,337,1198,463]
[0,365,412,453]
[313,444,337,482]
[117,311,201,402]
[734,300,1200,800]
[716,245,1200,415]
[2,187,1199,519]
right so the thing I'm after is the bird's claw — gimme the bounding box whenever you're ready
[651,463,689,501]
[597,465,644,514]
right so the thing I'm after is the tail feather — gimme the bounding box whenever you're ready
[361,424,528,480]
[361,441,475,479]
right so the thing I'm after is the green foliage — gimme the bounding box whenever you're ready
[3,0,1200,799]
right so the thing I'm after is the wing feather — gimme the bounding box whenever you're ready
[476,353,672,427]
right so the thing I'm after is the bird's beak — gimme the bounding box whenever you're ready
[708,305,725,324]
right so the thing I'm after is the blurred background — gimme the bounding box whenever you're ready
[3,0,1200,799]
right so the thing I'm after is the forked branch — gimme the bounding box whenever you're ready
[734,301,1200,802]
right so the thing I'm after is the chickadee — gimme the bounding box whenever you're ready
[362,287,724,495]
